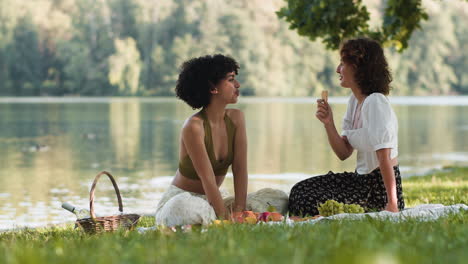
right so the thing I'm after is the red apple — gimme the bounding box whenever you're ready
[257,212,271,222]
[242,211,256,218]
[267,212,283,222]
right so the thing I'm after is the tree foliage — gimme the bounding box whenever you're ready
[0,0,466,96]
[108,37,142,95]
[277,0,428,51]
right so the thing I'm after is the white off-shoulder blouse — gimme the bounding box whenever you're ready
[341,93,398,174]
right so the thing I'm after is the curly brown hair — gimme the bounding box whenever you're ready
[175,54,239,109]
[340,38,392,95]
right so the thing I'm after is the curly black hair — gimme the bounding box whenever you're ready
[175,54,240,109]
[340,38,392,95]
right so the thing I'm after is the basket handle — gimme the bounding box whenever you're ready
[89,171,123,218]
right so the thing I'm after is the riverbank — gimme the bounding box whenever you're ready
[1,167,467,264]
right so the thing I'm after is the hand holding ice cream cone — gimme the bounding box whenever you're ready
[321,90,328,102]
[316,90,334,125]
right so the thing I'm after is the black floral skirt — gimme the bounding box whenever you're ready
[288,166,405,216]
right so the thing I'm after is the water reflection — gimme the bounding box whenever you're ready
[0,97,467,229]
[244,102,356,175]
[110,99,141,169]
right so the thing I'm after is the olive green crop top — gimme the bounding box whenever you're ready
[178,110,237,180]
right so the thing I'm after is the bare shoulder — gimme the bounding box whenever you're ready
[225,108,245,126]
[182,113,205,137]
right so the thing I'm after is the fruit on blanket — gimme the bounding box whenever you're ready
[213,219,231,225]
[318,200,344,216]
[244,216,258,224]
[344,204,365,214]
[257,212,271,222]
[267,204,277,212]
[213,220,222,225]
[318,200,365,216]
[256,211,284,222]
[224,211,285,224]
[242,211,256,219]
[267,212,284,221]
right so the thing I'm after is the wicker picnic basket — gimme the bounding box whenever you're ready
[76,171,140,234]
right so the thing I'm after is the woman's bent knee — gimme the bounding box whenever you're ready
[155,193,216,226]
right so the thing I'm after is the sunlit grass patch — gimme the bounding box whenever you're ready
[0,167,467,264]
[1,210,466,264]
[403,167,468,207]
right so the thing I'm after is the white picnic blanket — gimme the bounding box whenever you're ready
[137,204,467,233]
[284,204,468,225]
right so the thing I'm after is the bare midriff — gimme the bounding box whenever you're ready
[171,170,226,195]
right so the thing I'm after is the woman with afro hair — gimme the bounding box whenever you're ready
[288,38,405,216]
[155,54,288,226]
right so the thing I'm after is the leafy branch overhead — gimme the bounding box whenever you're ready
[276,0,428,51]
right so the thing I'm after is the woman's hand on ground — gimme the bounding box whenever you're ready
[385,201,399,212]
[230,211,243,223]
[316,99,334,125]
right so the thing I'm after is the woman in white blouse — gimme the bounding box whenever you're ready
[288,38,404,216]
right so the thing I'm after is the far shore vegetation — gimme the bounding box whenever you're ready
[0,0,466,97]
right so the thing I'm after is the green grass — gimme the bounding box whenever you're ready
[403,167,468,206]
[1,167,467,264]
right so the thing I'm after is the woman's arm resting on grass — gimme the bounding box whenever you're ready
[316,99,354,160]
[229,109,248,212]
[182,120,227,219]
[376,148,399,212]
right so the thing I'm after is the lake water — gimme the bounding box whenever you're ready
[1,96,467,230]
